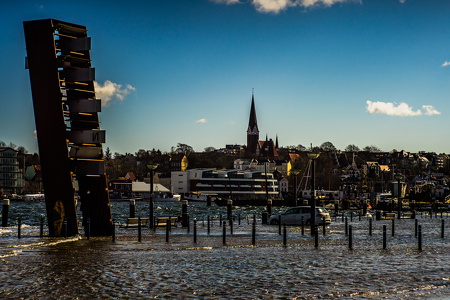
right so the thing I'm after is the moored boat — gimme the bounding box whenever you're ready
[153,193,181,202]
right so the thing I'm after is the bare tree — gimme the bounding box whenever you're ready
[363,145,382,152]
[175,143,194,155]
[345,144,360,152]
[17,146,28,154]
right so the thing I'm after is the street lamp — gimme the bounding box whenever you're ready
[147,163,159,229]
[292,169,301,206]
[264,160,269,202]
[307,151,320,235]
[395,173,402,219]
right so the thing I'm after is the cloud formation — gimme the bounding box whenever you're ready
[94,80,136,107]
[196,118,207,123]
[442,61,450,67]
[210,0,240,4]
[366,101,441,117]
[211,0,356,13]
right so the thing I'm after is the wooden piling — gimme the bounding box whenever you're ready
[2,199,9,227]
[252,222,256,246]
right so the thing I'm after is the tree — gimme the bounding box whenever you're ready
[320,141,336,152]
[204,146,216,153]
[135,149,149,159]
[175,143,194,156]
[104,147,112,161]
[363,145,382,152]
[297,144,306,151]
[0,140,5,147]
[345,144,360,152]
[17,146,28,154]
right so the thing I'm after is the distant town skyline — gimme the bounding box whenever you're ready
[1,0,449,154]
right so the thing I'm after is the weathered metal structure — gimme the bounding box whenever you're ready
[24,19,112,236]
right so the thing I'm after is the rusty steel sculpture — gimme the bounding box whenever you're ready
[24,19,112,236]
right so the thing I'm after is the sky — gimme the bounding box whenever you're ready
[1,0,450,155]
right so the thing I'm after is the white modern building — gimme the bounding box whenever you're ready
[171,168,279,199]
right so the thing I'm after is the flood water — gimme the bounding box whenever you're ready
[1,201,450,299]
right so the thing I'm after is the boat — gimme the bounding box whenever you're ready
[153,193,181,202]
[213,197,288,206]
[182,193,216,202]
[23,193,45,201]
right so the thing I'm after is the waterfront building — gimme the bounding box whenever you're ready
[278,177,289,195]
[0,147,24,195]
[171,168,279,199]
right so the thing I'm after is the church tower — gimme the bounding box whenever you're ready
[246,91,259,155]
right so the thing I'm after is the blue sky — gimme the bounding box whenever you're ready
[1,0,450,154]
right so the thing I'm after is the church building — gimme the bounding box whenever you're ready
[245,92,278,158]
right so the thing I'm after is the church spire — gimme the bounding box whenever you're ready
[246,89,260,155]
[248,90,258,132]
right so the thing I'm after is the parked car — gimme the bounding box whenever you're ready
[268,206,331,225]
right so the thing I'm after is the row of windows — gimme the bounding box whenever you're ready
[0,174,21,179]
[0,152,17,158]
[197,180,278,187]
[192,187,279,192]
[0,166,20,172]
[0,181,24,187]
[0,159,18,165]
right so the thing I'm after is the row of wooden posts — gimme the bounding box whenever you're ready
[4,198,448,251]
[113,212,446,251]
[6,215,447,252]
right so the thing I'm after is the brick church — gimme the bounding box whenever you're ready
[245,92,279,158]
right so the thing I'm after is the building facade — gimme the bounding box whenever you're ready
[0,147,24,195]
[171,168,279,199]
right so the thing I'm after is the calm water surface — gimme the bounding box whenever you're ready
[1,201,450,299]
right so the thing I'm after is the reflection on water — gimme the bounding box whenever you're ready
[1,201,450,299]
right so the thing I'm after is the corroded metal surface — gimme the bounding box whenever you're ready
[24,19,112,236]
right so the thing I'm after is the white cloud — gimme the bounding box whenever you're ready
[196,118,208,123]
[94,80,136,107]
[211,0,355,13]
[422,105,441,116]
[399,0,406,3]
[442,61,450,67]
[366,101,441,117]
[252,0,294,13]
[210,0,241,4]
[300,0,351,8]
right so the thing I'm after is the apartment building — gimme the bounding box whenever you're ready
[0,147,24,195]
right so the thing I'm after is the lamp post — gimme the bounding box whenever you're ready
[264,160,269,202]
[307,151,320,235]
[147,163,159,229]
[292,170,300,206]
[395,173,402,219]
